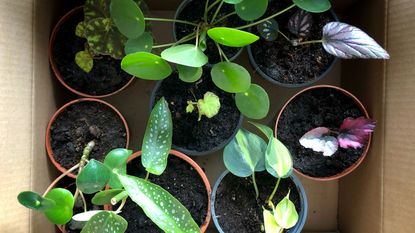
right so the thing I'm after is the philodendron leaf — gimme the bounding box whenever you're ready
[299,127,339,156]
[293,0,331,13]
[76,159,111,194]
[256,19,279,42]
[236,0,268,21]
[207,27,259,47]
[142,97,173,175]
[273,192,299,229]
[124,32,153,54]
[84,0,110,21]
[249,122,274,139]
[161,44,208,68]
[177,65,203,83]
[224,128,267,177]
[266,138,293,178]
[197,92,221,121]
[211,62,251,93]
[44,188,74,225]
[81,211,127,233]
[76,21,87,38]
[17,191,55,211]
[288,9,313,37]
[224,0,243,4]
[117,174,200,233]
[104,149,132,188]
[110,0,145,39]
[92,189,125,205]
[75,50,94,73]
[338,117,376,149]
[235,84,270,119]
[322,22,390,59]
[121,52,172,80]
[263,208,282,233]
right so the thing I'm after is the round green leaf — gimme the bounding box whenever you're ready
[235,84,270,119]
[17,191,55,211]
[44,188,74,225]
[177,65,203,83]
[81,211,127,233]
[273,192,299,229]
[104,148,132,188]
[293,0,331,13]
[266,138,293,178]
[161,44,208,68]
[76,159,111,194]
[124,32,153,54]
[91,189,124,205]
[211,62,251,93]
[110,0,145,38]
[236,0,268,21]
[207,27,259,47]
[224,0,243,4]
[197,92,221,120]
[121,52,172,80]
[75,50,94,73]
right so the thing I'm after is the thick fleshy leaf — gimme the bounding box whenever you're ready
[117,174,200,233]
[293,0,331,13]
[84,0,110,20]
[288,9,313,37]
[235,84,269,119]
[223,129,267,177]
[224,0,243,4]
[92,189,125,205]
[17,191,55,211]
[338,117,376,149]
[121,52,172,80]
[197,92,221,121]
[273,192,299,229]
[207,27,259,47]
[104,149,132,188]
[124,32,153,54]
[76,159,111,194]
[81,211,127,233]
[263,208,282,233]
[177,65,203,83]
[44,188,74,225]
[110,0,145,39]
[322,22,390,59]
[236,0,268,21]
[161,44,208,67]
[142,97,173,175]
[299,127,339,156]
[257,19,279,42]
[75,50,94,73]
[211,62,251,93]
[266,138,293,178]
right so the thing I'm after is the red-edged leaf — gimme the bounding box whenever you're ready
[338,117,376,149]
[299,127,338,156]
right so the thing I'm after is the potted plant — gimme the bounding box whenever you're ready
[275,85,375,180]
[46,98,130,178]
[212,123,307,233]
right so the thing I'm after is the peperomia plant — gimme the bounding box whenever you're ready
[223,122,298,232]
[18,98,200,233]
[299,117,376,156]
[186,91,221,121]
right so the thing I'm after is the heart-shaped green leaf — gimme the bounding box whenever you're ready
[17,191,55,211]
[207,27,259,47]
[81,211,127,233]
[263,208,283,233]
[177,65,203,83]
[273,192,299,229]
[224,0,243,4]
[235,84,270,119]
[121,52,172,80]
[236,0,268,21]
[104,149,132,188]
[84,0,110,20]
[161,44,208,68]
[211,62,251,93]
[75,50,94,73]
[257,19,279,41]
[92,189,125,205]
[124,32,153,54]
[197,92,221,121]
[266,138,293,178]
[110,0,145,39]
[76,159,111,194]
[44,188,74,225]
[293,0,331,13]
[117,174,200,233]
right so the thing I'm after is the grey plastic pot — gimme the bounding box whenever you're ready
[211,170,308,233]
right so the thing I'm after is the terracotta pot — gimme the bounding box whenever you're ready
[45,98,130,178]
[48,6,134,98]
[275,85,372,181]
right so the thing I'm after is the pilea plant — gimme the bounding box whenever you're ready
[18,98,200,233]
[223,122,298,232]
[299,117,376,156]
[186,91,221,121]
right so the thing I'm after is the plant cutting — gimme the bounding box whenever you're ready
[186,91,221,121]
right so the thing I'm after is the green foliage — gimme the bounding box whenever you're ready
[76,159,111,194]
[207,27,259,47]
[124,32,153,54]
[121,52,172,80]
[177,65,203,83]
[187,92,221,121]
[17,191,55,210]
[211,62,251,93]
[81,211,128,233]
[235,0,268,21]
[263,208,282,233]
[44,188,74,225]
[257,19,279,41]
[235,84,270,119]
[104,148,132,188]
[161,44,208,68]
[84,0,110,20]
[110,0,145,39]
[273,192,299,229]
[224,0,243,4]
[92,189,125,205]
[75,50,94,73]
[293,0,331,13]
[76,22,87,38]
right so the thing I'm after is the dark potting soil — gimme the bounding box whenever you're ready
[250,0,335,85]
[175,0,245,64]
[50,101,127,172]
[154,72,241,153]
[277,88,365,178]
[119,156,208,233]
[215,172,302,233]
[52,9,132,96]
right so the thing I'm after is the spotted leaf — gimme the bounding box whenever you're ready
[288,9,313,37]
[256,19,279,42]
[338,117,376,149]
[76,21,87,38]
[80,211,127,233]
[84,0,110,21]
[75,50,94,73]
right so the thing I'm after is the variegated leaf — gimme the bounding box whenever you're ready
[84,0,110,21]
[256,19,279,41]
[75,50,94,73]
[299,127,338,156]
[288,9,313,37]
[76,22,87,38]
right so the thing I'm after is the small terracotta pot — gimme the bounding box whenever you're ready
[48,6,134,98]
[275,85,372,181]
[45,98,130,178]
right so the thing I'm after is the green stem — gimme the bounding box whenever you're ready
[278,30,291,43]
[79,191,88,212]
[252,173,259,199]
[115,197,127,213]
[144,17,198,27]
[215,42,229,62]
[152,32,197,49]
[111,191,129,205]
[207,0,221,12]
[294,39,324,46]
[213,11,236,25]
[144,171,150,181]
[210,0,224,24]
[267,178,281,204]
[195,24,201,48]
[236,4,296,30]
[204,0,210,22]
[42,163,80,197]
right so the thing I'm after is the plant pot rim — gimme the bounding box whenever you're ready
[275,85,372,181]
[211,170,308,233]
[48,6,135,98]
[126,150,212,233]
[149,78,244,156]
[45,98,130,179]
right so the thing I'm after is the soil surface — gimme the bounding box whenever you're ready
[52,10,132,96]
[250,0,335,85]
[119,156,208,233]
[154,72,241,153]
[175,0,244,64]
[214,172,302,233]
[277,88,366,177]
[50,101,127,172]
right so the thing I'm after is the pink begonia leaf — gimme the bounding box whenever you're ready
[338,117,376,149]
[299,127,339,156]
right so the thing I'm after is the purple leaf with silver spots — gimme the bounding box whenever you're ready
[288,9,313,37]
[299,127,339,156]
[338,117,376,149]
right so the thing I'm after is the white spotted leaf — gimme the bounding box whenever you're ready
[80,211,127,233]
[256,19,279,42]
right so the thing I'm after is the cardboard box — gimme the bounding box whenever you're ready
[1,0,413,232]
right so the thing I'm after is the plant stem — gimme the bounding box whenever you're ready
[144,17,198,27]
[215,42,229,62]
[294,39,324,46]
[207,0,221,12]
[278,30,291,43]
[252,173,260,199]
[195,24,201,49]
[79,191,88,212]
[279,228,284,233]
[210,0,224,24]
[111,191,129,205]
[267,178,281,204]
[152,32,197,49]
[213,11,236,25]
[42,163,80,197]
[145,171,150,181]
[204,0,210,22]
[115,197,127,213]
[236,4,296,30]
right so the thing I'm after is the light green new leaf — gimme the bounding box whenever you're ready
[197,92,221,121]
[76,159,111,194]
[266,138,293,178]
[177,65,203,83]
[92,189,125,205]
[124,32,153,54]
[207,27,259,47]
[44,188,74,225]
[81,211,127,233]
[249,121,274,139]
[84,0,110,21]
[75,50,94,73]
[235,84,270,119]
[17,191,55,211]
[211,62,251,93]
[273,192,299,229]
[142,97,173,175]
[293,0,331,13]
[223,128,267,177]
[121,52,172,80]
[104,149,132,188]
[236,0,268,21]
[110,0,145,39]
[161,44,208,68]
[117,174,200,233]
[224,0,243,4]
[75,21,87,38]
[263,208,282,233]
